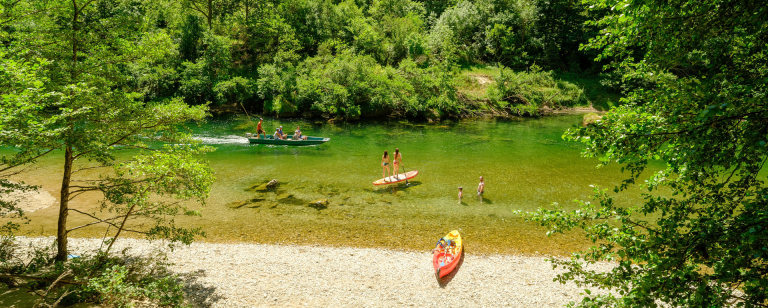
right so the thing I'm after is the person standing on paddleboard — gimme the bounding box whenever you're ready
[381,151,391,182]
[393,148,403,179]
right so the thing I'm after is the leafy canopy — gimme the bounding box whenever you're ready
[522,0,768,306]
[0,0,215,262]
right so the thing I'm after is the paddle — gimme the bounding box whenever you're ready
[401,161,409,186]
[238,102,259,136]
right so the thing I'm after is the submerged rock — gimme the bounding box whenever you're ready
[266,179,279,189]
[276,193,305,205]
[227,198,267,209]
[247,179,280,192]
[227,201,248,209]
[309,199,329,209]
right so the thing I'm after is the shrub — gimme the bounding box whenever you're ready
[487,65,586,110]
[256,50,463,119]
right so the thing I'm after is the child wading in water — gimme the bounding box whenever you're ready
[458,187,463,203]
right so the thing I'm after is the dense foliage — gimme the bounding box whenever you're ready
[1,1,214,305]
[487,64,587,115]
[522,0,768,306]
[5,0,607,120]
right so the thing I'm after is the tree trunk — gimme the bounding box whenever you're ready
[207,0,213,29]
[245,0,249,21]
[57,0,79,262]
[56,146,73,262]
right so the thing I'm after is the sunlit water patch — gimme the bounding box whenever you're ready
[193,134,250,145]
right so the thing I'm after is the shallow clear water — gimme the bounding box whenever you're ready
[11,114,663,255]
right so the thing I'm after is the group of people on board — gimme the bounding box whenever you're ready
[252,118,307,140]
[380,148,403,182]
[381,148,485,203]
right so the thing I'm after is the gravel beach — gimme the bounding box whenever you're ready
[13,237,615,307]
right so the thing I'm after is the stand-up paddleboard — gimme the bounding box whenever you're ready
[373,170,419,185]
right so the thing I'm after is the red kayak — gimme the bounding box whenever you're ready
[432,230,462,278]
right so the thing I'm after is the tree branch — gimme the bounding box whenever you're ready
[67,209,126,232]
[0,273,84,285]
[0,149,56,173]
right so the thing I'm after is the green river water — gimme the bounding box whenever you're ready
[12,114,663,255]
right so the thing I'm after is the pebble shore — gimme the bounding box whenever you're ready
[14,237,615,307]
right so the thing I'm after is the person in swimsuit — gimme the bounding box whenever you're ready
[393,148,402,179]
[294,126,308,140]
[477,176,485,203]
[255,118,265,139]
[381,150,391,181]
[458,186,463,204]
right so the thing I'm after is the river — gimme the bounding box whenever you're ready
[10,114,661,255]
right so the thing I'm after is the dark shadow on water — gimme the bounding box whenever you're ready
[370,181,422,194]
[479,197,493,204]
[245,146,334,157]
[459,201,468,206]
[179,269,222,307]
[437,249,465,288]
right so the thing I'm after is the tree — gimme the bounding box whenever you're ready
[521,0,768,306]
[183,0,238,29]
[180,14,205,62]
[1,0,214,262]
[536,0,603,72]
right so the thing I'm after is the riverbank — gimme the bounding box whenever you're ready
[0,183,56,214]
[11,237,614,307]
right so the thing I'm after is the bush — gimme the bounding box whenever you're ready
[256,50,463,119]
[0,237,187,307]
[486,65,586,110]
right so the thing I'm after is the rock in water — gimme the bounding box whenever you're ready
[309,199,329,209]
[266,179,279,189]
[246,179,280,192]
[227,201,248,209]
[227,198,266,209]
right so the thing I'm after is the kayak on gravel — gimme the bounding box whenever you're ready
[432,230,462,278]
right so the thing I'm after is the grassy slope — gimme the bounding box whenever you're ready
[455,65,621,111]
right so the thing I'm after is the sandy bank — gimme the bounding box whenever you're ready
[0,186,56,214]
[11,237,614,307]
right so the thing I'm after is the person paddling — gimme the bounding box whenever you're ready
[393,148,403,179]
[381,150,391,182]
[255,118,265,139]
